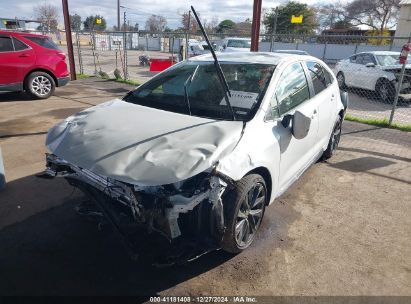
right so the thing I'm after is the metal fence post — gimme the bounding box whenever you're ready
[123,30,128,80]
[0,146,5,191]
[322,41,327,61]
[76,31,84,74]
[389,37,411,125]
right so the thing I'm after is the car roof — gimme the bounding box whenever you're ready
[190,51,315,65]
[224,37,251,40]
[0,30,48,38]
[354,51,400,56]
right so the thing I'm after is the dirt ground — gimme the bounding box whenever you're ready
[0,78,410,297]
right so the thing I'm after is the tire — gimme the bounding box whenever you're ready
[336,72,346,89]
[376,79,395,104]
[25,71,55,99]
[220,174,267,253]
[322,115,342,160]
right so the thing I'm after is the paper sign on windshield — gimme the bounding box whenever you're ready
[220,91,259,109]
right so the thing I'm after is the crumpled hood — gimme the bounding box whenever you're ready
[46,99,244,186]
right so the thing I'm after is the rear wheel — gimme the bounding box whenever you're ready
[376,79,395,104]
[322,116,342,160]
[221,174,267,253]
[25,71,55,99]
[336,72,346,89]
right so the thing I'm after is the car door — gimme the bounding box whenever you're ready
[344,54,362,87]
[0,35,35,85]
[305,61,336,149]
[354,53,376,90]
[271,62,320,193]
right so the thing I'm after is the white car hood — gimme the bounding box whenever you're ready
[46,99,244,186]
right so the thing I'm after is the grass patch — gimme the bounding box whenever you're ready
[75,73,91,79]
[344,114,411,132]
[111,78,140,86]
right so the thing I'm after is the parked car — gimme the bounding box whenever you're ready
[335,51,411,103]
[44,52,346,260]
[0,31,70,99]
[274,49,309,55]
[221,37,251,52]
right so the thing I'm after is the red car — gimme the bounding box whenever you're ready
[0,31,70,99]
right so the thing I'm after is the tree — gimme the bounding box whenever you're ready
[233,19,252,35]
[70,14,82,31]
[181,12,199,33]
[34,3,58,31]
[145,15,167,32]
[204,16,219,32]
[316,3,347,31]
[217,19,235,33]
[345,0,400,33]
[83,15,106,31]
[263,1,318,34]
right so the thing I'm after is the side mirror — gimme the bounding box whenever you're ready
[365,62,375,68]
[292,110,311,139]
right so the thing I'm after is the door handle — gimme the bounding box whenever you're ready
[311,109,317,119]
[331,94,335,100]
[18,54,29,58]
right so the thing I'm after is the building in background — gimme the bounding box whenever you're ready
[394,0,411,45]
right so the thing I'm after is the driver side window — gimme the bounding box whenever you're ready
[274,62,310,116]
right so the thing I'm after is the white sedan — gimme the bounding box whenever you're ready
[335,51,411,103]
[44,52,346,259]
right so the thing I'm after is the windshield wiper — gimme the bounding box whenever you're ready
[191,5,236,121]
[183,66,198,116]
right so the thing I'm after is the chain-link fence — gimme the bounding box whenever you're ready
[28,30,411,128]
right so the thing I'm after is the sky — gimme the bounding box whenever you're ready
[0,0,324,30]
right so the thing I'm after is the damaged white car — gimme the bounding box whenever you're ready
[44,52,347,261]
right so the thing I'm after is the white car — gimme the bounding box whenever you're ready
[221,37,251,52]
[335,51,411,103]
[44,52,346,259]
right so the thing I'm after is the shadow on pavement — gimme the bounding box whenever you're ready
[0,174,235,297]
[0,91,31,102]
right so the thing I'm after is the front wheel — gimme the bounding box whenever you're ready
[220,174,267,253]
[25,72,55,99]
[376,79,395,104]
[322,116,342,160]
[336,72,346,89]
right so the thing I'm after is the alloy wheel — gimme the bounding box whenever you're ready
[31,76,52,97]
[235,182,266,247]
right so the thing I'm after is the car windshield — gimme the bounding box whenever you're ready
[227,40,251,48]
[375,54,409,66]
[24,36,60,50]
[123,61,276,121]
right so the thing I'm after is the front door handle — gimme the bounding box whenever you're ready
[18,54,29,58]
[311,109,317,119]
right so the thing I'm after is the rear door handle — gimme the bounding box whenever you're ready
[331,94,335,100]
[311,109,317,119]
[18,54,29,58]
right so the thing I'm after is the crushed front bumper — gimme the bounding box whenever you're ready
[44,154,229,263]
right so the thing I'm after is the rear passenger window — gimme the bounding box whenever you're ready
[0,36,14,52]
[275,62,310,115]
[306,61,328,95]
[12,37,29,51]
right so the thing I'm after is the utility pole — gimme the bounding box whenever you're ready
[269,7,278,52]
[117,0,120,30]
[123,10,128,80]
[62,0,76,80]
[185,10,191,59]
[250,0,262,52]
